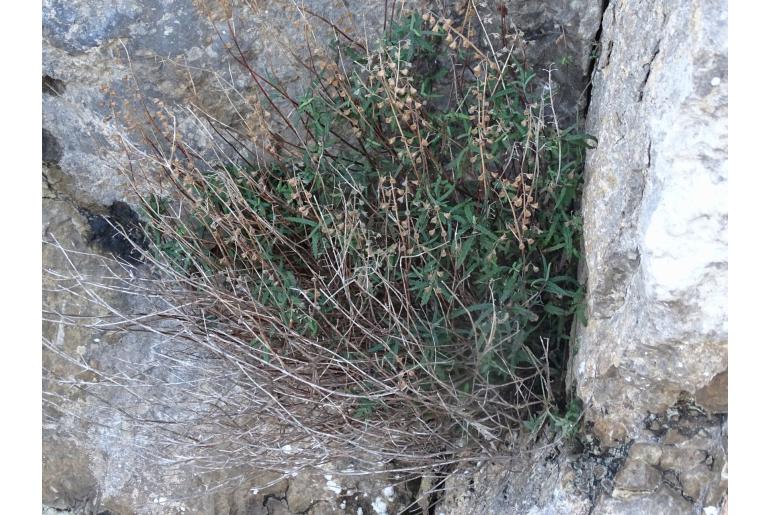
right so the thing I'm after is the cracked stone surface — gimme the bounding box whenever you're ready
[572,0,728,444]
[43,167,416,512]
[439,402,727,514]
[43,2,419,512]
[44,162,283,514]
[592,402,727,514]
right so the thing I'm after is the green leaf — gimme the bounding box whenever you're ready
[284,216,318,228]
[543,303,567,316]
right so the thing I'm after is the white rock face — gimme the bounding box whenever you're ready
[574,0,727,444]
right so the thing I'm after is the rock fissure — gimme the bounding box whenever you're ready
[637,42,661,102]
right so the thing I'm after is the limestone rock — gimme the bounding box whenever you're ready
[42,0,400,207]
[573,0,728,444]
[611,459,661,499]
[475,0,604,121]
[42,2,406,512]
[44,165,277,513]
[437,446,594,515]
[445,0,729,512]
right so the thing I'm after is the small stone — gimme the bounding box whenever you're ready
[659,448,707,470]
[628,443,662,466]
[593,463,607,479]
[265,497,292,515]
[679,467,713,501]
[612,460,662,498]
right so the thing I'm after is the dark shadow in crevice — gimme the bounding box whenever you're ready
[84,201,148,265]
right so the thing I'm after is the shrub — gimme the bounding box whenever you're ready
[83,4,592,483]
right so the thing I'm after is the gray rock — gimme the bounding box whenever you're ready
[573,0,728,444]
[611,459,661,498]
[265,497,292,515]
[42,1,405,511]
[285,471,336,513]
[306,501,342,515]
[627,443,662,466]
[437,446,594,515]
[695,370,728,414]
[593,486,693,515]
[42,0,386,206]
[42,0,603,209]
[565,1,729,512]
[475,0,604,122]
[43,162,285,513]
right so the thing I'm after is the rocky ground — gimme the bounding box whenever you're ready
[43,0,726,513]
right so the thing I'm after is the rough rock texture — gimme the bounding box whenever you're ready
[43,0,730,513]
[475,0,604,121]
[574,0,728,444]
[440,402,727,514]
[44,162,274,514]
[437,441,595,515]
[42,0,397,207]
[42,2,410,512]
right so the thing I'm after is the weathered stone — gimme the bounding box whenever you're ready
[437,445,594,515]
[42,0,603,209]
[306,500,341,515]
[42,0,402,207]
[611,459,661,498]
[282,469,406,515]
[597,402,725,512]
[42,0,730,514]
[265,497,292,515]
[695,370,728,413]
[659,447,707,471]
[445,0,729,511]
[42,2,417,511]
[594,486,693,515]
[42,438,99,512]
[627,443,662,466]
[679,466,714,502]
[285,471,337,513]
[573,0,728,444]
[43,163,286,513]
[475,0,604,121]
